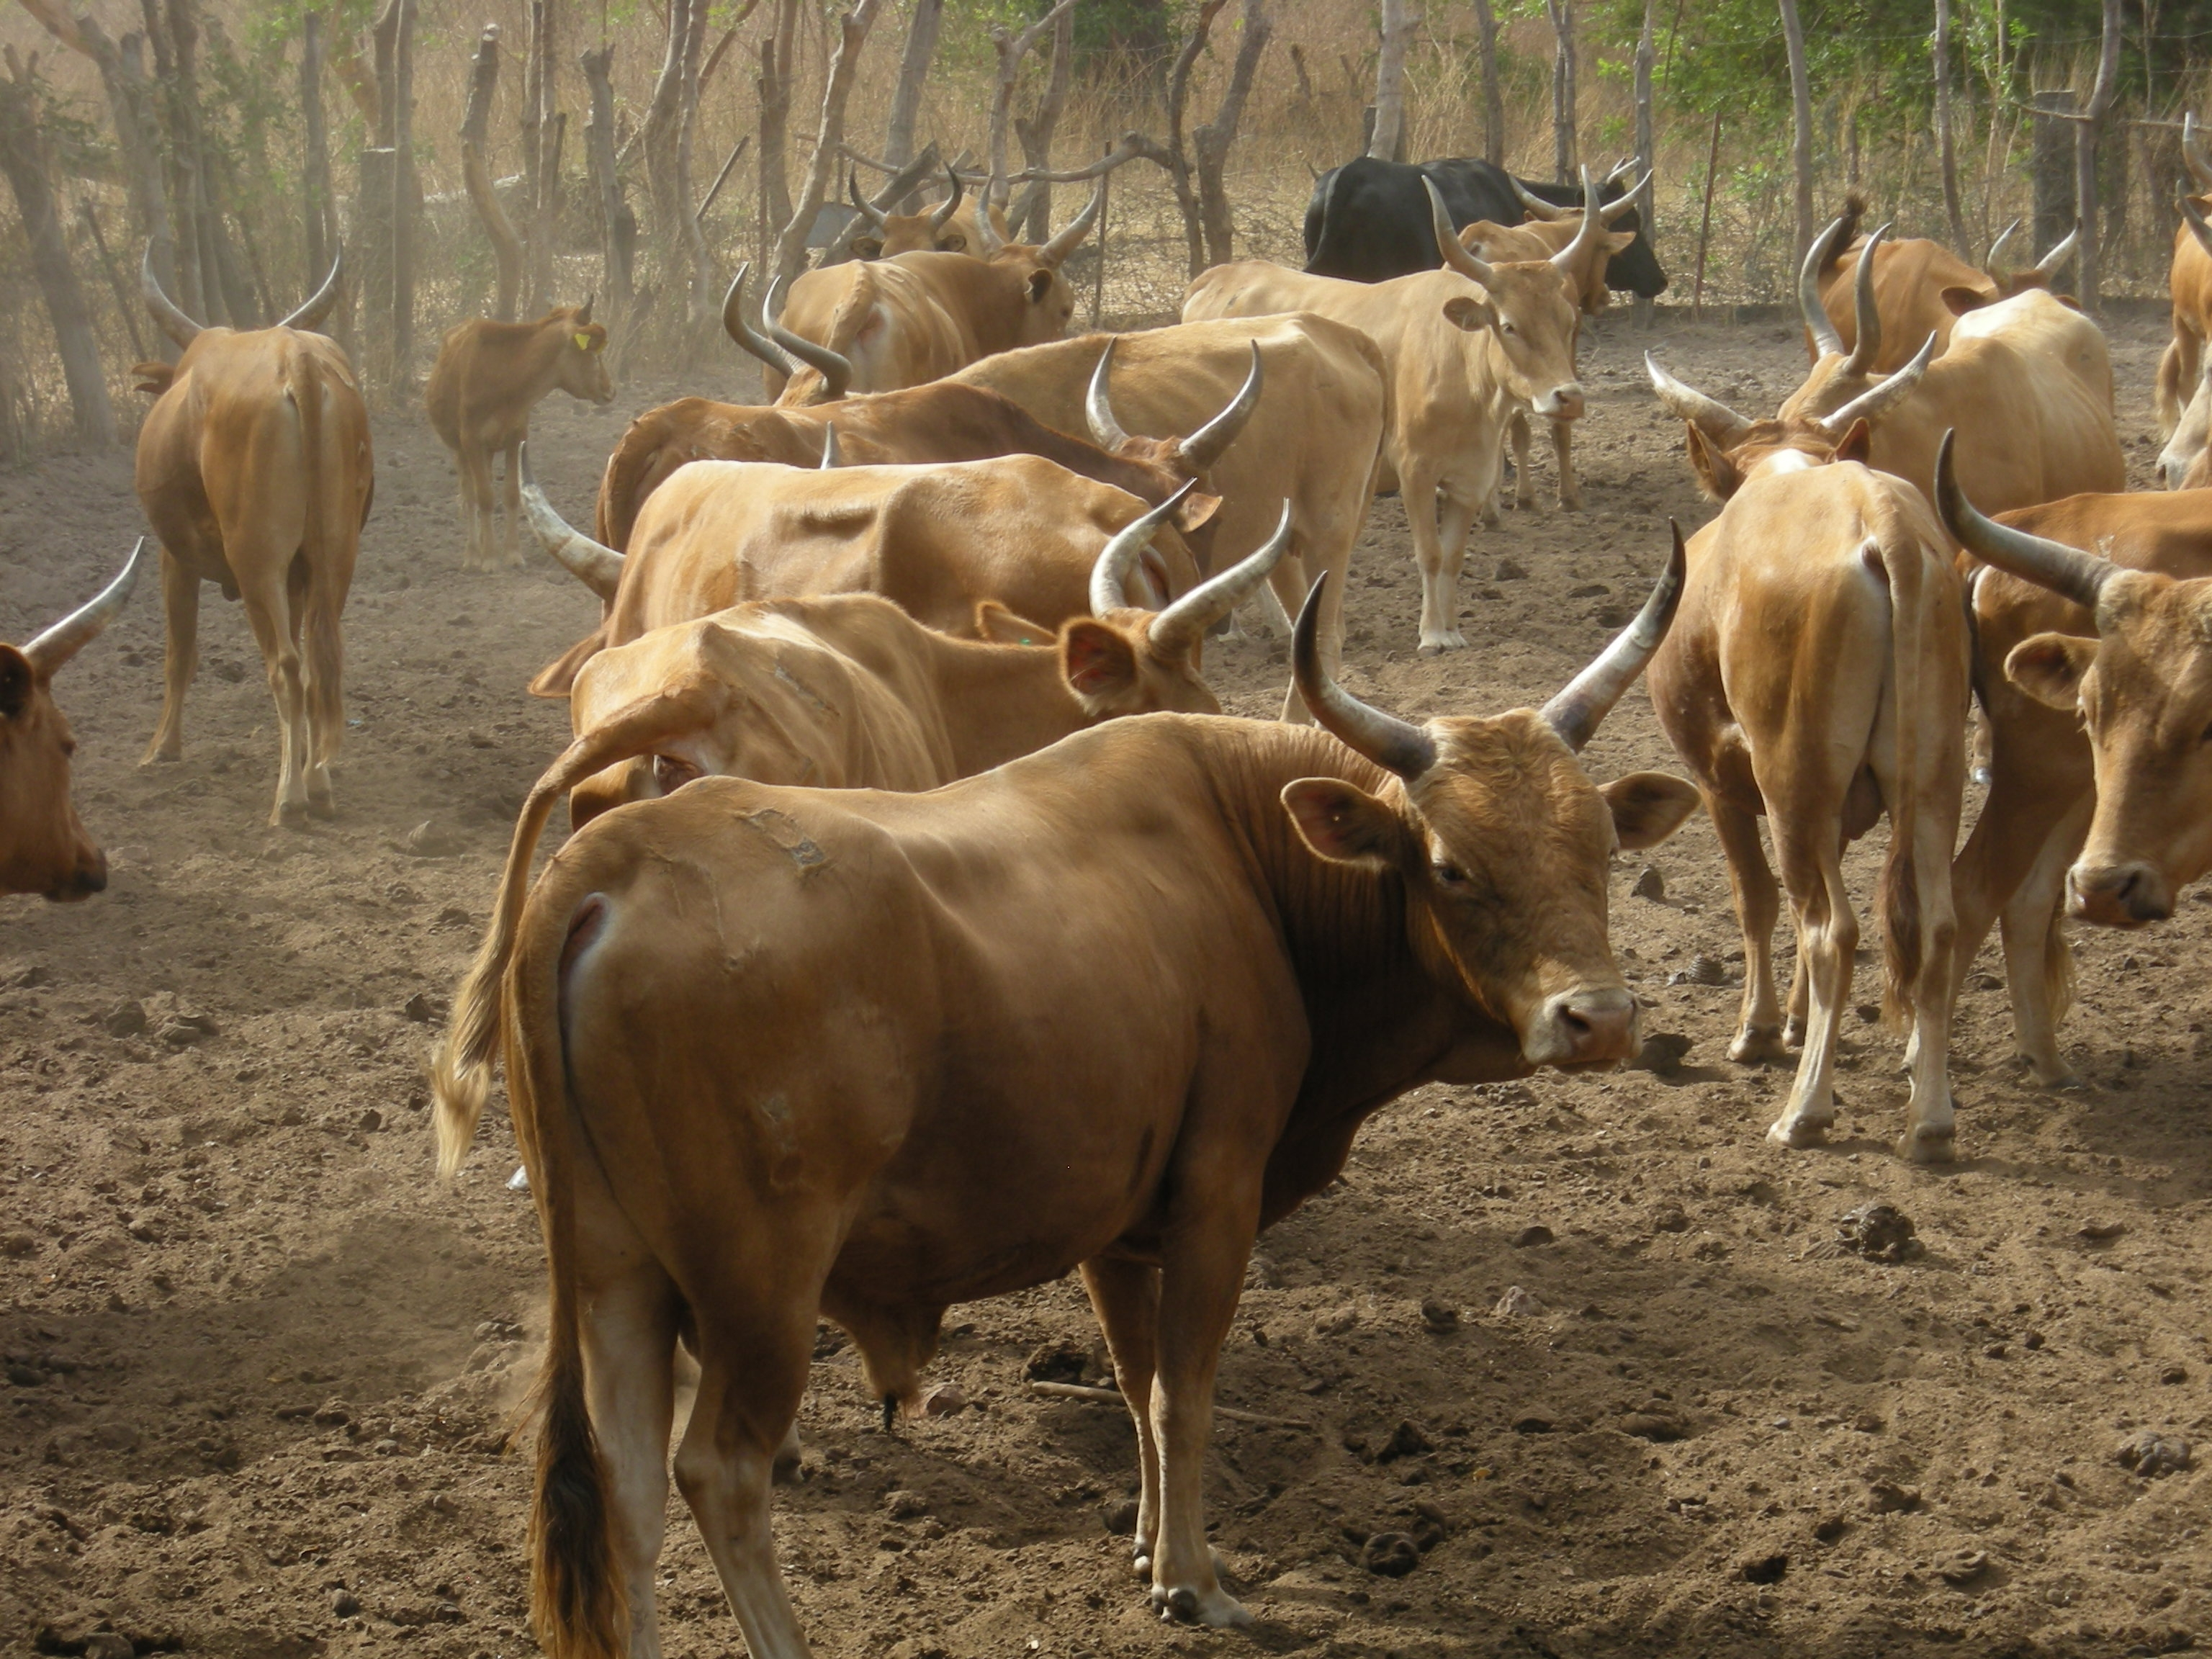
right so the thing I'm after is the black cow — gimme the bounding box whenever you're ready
[1303,155,1668,295]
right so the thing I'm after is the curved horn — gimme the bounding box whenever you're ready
[1838,223,1888,376]
[141,245,202,349]
[1292,574,1437,780]
[763,274,853,402]
[1146,499,1293,657]
[721,264,800,377]
[1176,341,1264,472]
[1037,176,1107,268]
[1606,155,1640,186]
[1645,352,1754,446]
[1426,178,1497,286]
[518,443,624,602]
[1537,523,1687,752]
[1984,217,2023,275]
[1598,171,1649,222]
[929,162,964,232]
[1509,173,1573,222]
[24,539,146,678]
[974,167,1007,256]
[278,251,344,332]
[819,422,841,468]
[1085,338,1133,449]
[1551,165,1606,274]
[1797,214,1850,359]
[1933,428,2115,611]
[2181,182,2212,258]
[848,170,888,231]
[575,292,595,324]
[2032,222,2080,279]
[2187,112,2212,194]
[1089,481,1196,613]
[1817,330,1935,433]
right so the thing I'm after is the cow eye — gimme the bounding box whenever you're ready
[653,755,700,793]
[1431,860,1468,888]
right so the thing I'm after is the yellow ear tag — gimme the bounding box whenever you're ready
[574,333,594,351]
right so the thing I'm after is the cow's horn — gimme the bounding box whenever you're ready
[1089,481,1195,613]
[819,422,841,468]
[575,293,595,324]
[1292,573,1437,780]
[1797,214,1850,359]
[1551,165,1606,274]
[1933,429,2114,611]
[1838,222,1887,376]
[1038,176,1107,269]
[974,168,1007,256]
[1817,331,1935,433]
[763,274,853,402]
[141,246,202,349]
[518,443,624,602]
[24,539,146,678]
[1427,178,1497,286]
[2180,182,2212,258]
[1177,341,1264,472]
[2187,112,2212,193]
[721,264,801,377]
[2033,222,2081,279]
[1085,338,1133,449]
[930,162,963,232]
[1599,171,1649,222]
[848,170,889,231]
[1538,525,1686,753]
[1509,173,1572,222]
[1147,499,1292,658]
[1645,352,1753,447]
[1984,217,2023,275]
[279,251,344,332]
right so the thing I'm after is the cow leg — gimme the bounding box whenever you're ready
[500,436,526,567]
[1995,795,2093,1089]
[1709,796,1788,1064]
[1871,745,1964,1166]
[1407,465,1470,655]
[235,562,313,828]
[140,549,200,765]
[1550,417,1581,511]
[1763,818,1858,1150]
[1509,411,1537,511]
[1783,942,1810,1049]
[458,432,493,570]
[2157,326,2201,441]
[1079,1256,1164,1579]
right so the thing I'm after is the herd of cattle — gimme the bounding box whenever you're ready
[12,137,2212,1655]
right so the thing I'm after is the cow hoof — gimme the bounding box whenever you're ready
[1130,1552,1150,1581]
[1766,1116,1830,1149]
[272,801,310,831]
[1782,1017,1808,1048]
[1730,1027,1788,1064]
[1417,631,1469,656]
[307,794,337,822]
[1154,1585,1252,1628]
[1897,1126,1956,1164]
[139,747,181,768]
[2018,1055,2085,1091]
[1557,497,1584,513]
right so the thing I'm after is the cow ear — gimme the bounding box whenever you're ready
[2006,631,2098,710]
[1440,295,1496,333]
[1832,417,1873,465]
[1027,268,1055,305]
[1683,424,1742,502]
[1061,619,1141,703]
[852,237,884,261]
[974,600,1052,646]
[1174,490,1223,531]
[0,644,32,719]
[938,232,967,253]
[1940,285,1991,317]
[1601,771,1702,851]
[1281,778,1403,868]
[1603,230,1637,256]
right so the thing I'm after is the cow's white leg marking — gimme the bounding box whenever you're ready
[1406,464,1471,655]
[458,428,494,570]
[1081,1257,1164,1577]
[1997,794,2092,1090]
[500,436,526,568]
[1766,824,1857,1148]
[236,554,313,828]
[1709,796,1789,1063]
[142,549,199,765]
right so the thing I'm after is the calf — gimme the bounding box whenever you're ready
[0,542,144,900]
[426,300,613,569]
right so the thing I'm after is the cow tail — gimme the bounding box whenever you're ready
[510,860,625,1659]
[291,344,347,762]
[1830,191,1869,276]
[827,262,878,367]
[2042,893,2077,1029]
[1868,525,1925,1033]
[431,687,711,1179]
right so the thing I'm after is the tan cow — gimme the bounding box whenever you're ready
[0,542,144,901]
[135,251,374,827]
[1185,175,1600,653]
[446,555,1696,1657]
[768,179,1104,400]
[1647,221,2122,516]
[1649,452,1971,1161]
[425,300,613,570]
[843,165,1009,258]
[2158,119,2212,438]
[1807,191,2079,374]
[523,452,1206,695]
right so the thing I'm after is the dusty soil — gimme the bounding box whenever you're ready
[4,303,2210,1659]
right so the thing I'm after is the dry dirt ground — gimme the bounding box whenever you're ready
[3,302,2211,1659]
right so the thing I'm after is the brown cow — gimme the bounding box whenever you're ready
[843,165,1002,258]
[2158,119,2212,439]
[0,542,145,901]
[425,300,613,570]
[1807,191,2079,374]
[768,179,1104,399]
[135,251,374,827]
[451,557,1696,1656]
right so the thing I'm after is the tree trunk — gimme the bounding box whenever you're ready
[673,0,712,330]
[525,0,562,313]
[81,200,148,361]
[0,53,117,444]
[1368,0,1410,163]
[988,0,1076,214]
[1778,0,1813,253]
[302,14,331,287]
[772,0,884,284]
[884,0,942,197]
[464,24,524,320]
[641,0,694,289]
[1014,2,1074,241]
[1544,0,1575,182]
[1472,0,1503,166]
[580,42,631,325]
[1130,0,1227,279]
[358,146,395,368]
[1932,0,1966,253]
[389,0,416,389]
[2074,0,2122,310]
[757,0,799,262]
[1194,0,1269,267]
[1632,0,1655,325]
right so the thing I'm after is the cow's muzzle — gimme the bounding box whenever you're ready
[45,848,107,903]
[1534,383,1586,421]
[1522,985,1638,1067]
[2067,860,2172,928]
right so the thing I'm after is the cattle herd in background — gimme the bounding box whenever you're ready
[9,135,2212,1654]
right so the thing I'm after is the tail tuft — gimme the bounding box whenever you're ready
[527,1346,626,1659]
[1877,835,1923,1033]
[1829,191,1871,274]
[2043,897,2077,1028]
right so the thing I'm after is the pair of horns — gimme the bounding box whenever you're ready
[1507,169,1646,229]
[1290,528,1687,779]
[1427,171,1605,283]
[976,176,1105,266]
[20,540,147,678]
[1933,429,2115,611]
[721,264,853,402]
[1982,218,2078,280]
[1797,219,1938,428]
[1091,490,1293,657]
[847,163,965,235]
[1085,338,1264,472]
[142,246,343,348]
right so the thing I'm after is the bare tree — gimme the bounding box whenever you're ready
[579,43,631,325]
[464,25,524,320]
[1369,0,1411,163]
[883,0,943,193]
[388,0,416,389]
[302,13,333,291]
[2074,0,2123,309]
[642,0,713,325]
[523,0,564,313]
[772,0,886,284]
[1779,0,1813,253]
[1933,0,1966,252]
[1471,0,1503,166]
[757,0,800,258]
[987,0,1077,218]
[1544,0,1575,182]
[1014,1,1076,241]
[0,50,117,444]
[1632,0,1655,323]
[1130,0,1267,277]
[1195,0,1270,265]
